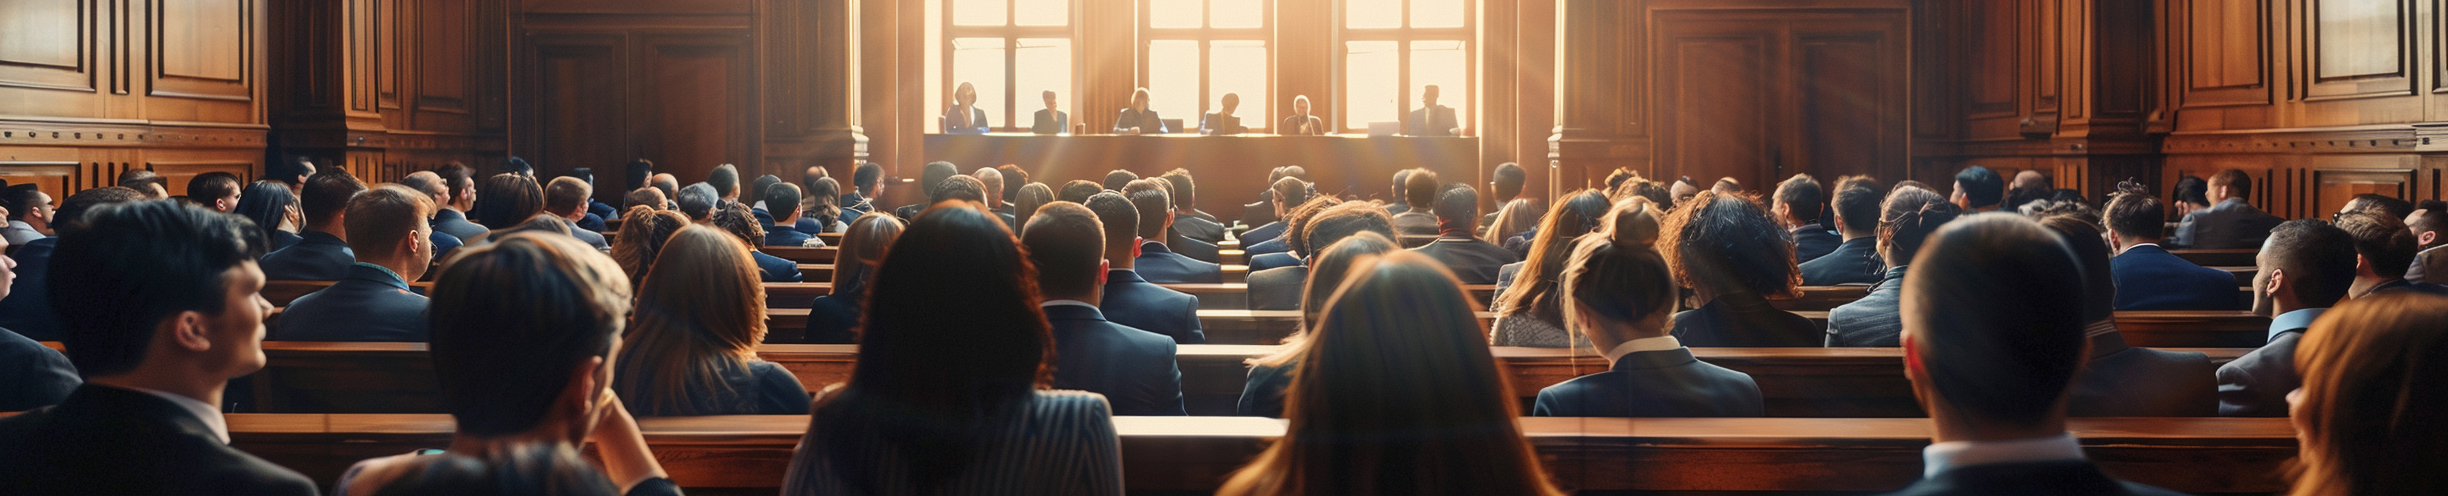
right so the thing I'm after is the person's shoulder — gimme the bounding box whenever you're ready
[1248,265,1305,285]
[1030,389,1117,418]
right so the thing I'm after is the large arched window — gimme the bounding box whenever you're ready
[1142,0,1272,132]
[1341,0,1472,134]
[929,0,1074,132]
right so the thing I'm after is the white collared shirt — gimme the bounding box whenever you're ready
[1921,432,2084,478]
[1600,335,1683,363]
[133,387,230,444]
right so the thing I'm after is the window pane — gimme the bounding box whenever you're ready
[1150,0,1202,28]
[1015,0,1067,26]
[952,38,1008,131]
[925,0,943,121]
[1346,0,1399,28]
[1148,40,1200,131]
[1345,41,1399,129]
[1014,38,1071,130]
[952,0,1007,26]
[1211,0,1262,29]
[1410,40,1467,134]
[1411,0,1464,28]
[1210,40,1267,129]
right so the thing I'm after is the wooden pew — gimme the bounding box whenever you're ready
[763,246,837,265]
[1791,310,2270,348]
[2170,248,2257,267]
[2214,266,2254,286]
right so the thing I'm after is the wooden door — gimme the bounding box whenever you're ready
[1653,11,1908,189]
[514,29,754,195]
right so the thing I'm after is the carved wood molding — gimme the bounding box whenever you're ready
[2161,125,2424,155]
[0,118,267,149]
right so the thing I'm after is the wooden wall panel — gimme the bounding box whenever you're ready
[2301,0,2413,101]
[151,0,255,106]
[524,34,627,180]
[633,34,753,181]
[0,0,268,205]
[0,0,94,92]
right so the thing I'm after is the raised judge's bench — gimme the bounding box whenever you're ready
[922,134,1480,214]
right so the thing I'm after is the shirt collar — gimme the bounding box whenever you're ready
[6,220,30,231]
[1041,299,1096,310]
[1601,335,1682,363]
[1921,432,2084,478]
[2270,308,2326,341]
[131,386,229,444]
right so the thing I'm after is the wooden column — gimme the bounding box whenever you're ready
[269,0,391,176]
[767,0,869,180]
[1547,0,1643,201]
[858,0,905,178]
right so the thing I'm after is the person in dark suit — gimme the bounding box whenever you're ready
[2337,212,2448,298]
[1390,169,1441,237]
[762,183,814,247]
[1123,180,1222,283]
[1236,231,1399,417]
[1481,163,1526,229]
[843,162,883,221]
[0,233,77,411]
[711,203,803,283]
[1280,95,1325,135]
[892,161,962,223]
[1251,202,1390,311]
[803,214,901,344]
[1085,193,1204,344]
[1019,202,1186,416]
[1883,214,2185,496]
[2169,169,2284,249]
[2033,214,2219,417]
[429,163,490,243]
[2408,201,2448,283]
[566,167,616,227]
[0,201,318,495]
[1799,176,1885,285]
[2218,219,2357,417]
[1243,197,1343,303]
[1403,85,1459,137]
[2283,293,2448,496]
[542,176,610,250]
[614,226,811,416]
[942,82,990,134]
[261,169,367,281]
[1666,191,1819,347]
[398,171,468,263]
[1825,186,1960,347]
[1534,200,1763,417]
[1,184,51,247]
[1112,87,1168,134]
[1160,170,1224,243]
[1199,92,1248,135]
[1141,171,1217,264]
[1409,184,1520,284]
[273,186,435,342]
[2105,192,2245,310]
[1032,90,1069,134]
[1773,174,1843,264]
[1948,165,2006,213]
[1239,177,1309,253]
[0,187,149,342]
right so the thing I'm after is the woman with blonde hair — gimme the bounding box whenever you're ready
[613,225,810,416]
[610,206,690,290]
[1490,190,1612,347]
[1236,231,1400,417]
[1481,197,1544,246]
[2286,292,2448,496]
[803,213,905,344]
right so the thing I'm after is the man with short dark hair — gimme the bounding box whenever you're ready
[1774,174,1841,263]
[929,175,1009,226]
[1483,162,1526,228]
[2217,219,2358,417]
[1391,169,1441,237]
[1123,180,1222,284]
[0,231,79,411]
[2338,193,2414,220]
[117,169,169,200]
[2408,200,2448,283]
[1385,169,1415,215]
[893,161,961,222]
[1948,165,2004,212]
[1140,178,1219,264]
[1239,177,1310,253]
[0,187,145,341]
[1249,202,1392,310]
[1161,170,1224,242]
[763,183,812,247]
[2104,192,2240,311]
[707,164,742,204]
[1057,180,1102,204]
[431,163,489,243]
[2,185,52,247]
[0,201,318,495]
[1086,192,1204,344]
[626,159,655,191]
[1020,202,1186,416]
[187,171,244,212]
[398,171,467,263]
[261,170,367,281]
[543,177,610,250]
[1101,169,1139,192]
[2336,212,2448,297]
[623,187,666,212]
[502,157,535,178]
[1800,176,1885,285]
[1409,184,1518,284]
[844,162,882,220]
[2169,169,2283,249]
[275,186,435,342]
[676,183,720,222]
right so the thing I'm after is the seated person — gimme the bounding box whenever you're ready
[1235,232,1399,418]
[611,207,688,291]
[1247,199,1373,311]
[1402,85,1460,137]
[2285,292,2448,496]
[1159,170,1224,242]
[1825,186,1959,346]
[2169,169,2284,249]
[359,442,632,496]
[274,186,437,342]
[1135,177,1217,264]
[261,169,367,280]
[710,203,803,283]
[543,177,609,250]
[0,201,317,495]
[428,163,490,243]
[798,176,846,235]
[1199,93,1248,135]
[804,215,902,344]
[1112,87,1167,135]
[1123,180,1222,284]
[892,162,963,223]
[1534,200,1763,417]
[941,82,989,134]
[614,226,811,416]
[2104,191,2241,310]
[1389,169,1441,237]
[1490,190,1612,348]
[1408,184,1520,284]
[1279,95,1325,136]
[1774,174,1843,263]
[0,233,79,411]
[1798,176,1886,285]
[1021,202,1186,415]
[763,183,814,247]
[1086,193,1204,344]
[1247,197,1341,275]
[2337,212,2448,298]
[1240,177,1309,250]
[2033,214,2218,417]
[1665,191,1818,347]
[2218,220,2358,417]
[1032,90,1068,134]
[398,171,467,262]
[0,186,146,341]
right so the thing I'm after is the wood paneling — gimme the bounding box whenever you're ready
[523,33,626,179]
[0,0,93,91]
[1646,8,1907,189]
[0,0,268,201]
[634,34,753,178]
[2301,0,2414,102]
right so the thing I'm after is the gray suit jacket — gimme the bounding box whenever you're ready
[1245,265,1308,310]
[2068,329,2217,417]
[2169,198,2283,249]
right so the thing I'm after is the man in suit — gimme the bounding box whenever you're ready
[1481,163,1525,229]
[1383,169,1414,216]
[1019,202,1186,415]
[398,171,467,263]
[1280,95,1325,135]
[2218,219,2357,417]
[2044,215,2219,417]
[187,171,244,213]
[1,184,51,247]
[762,183,814,247]
[1774,174,1843,263]
[261,170,367,281]
[1949,165,2005,213]
[1032,90,1068,134]
[542,177,610,251]
[1085,193,1204,344]
[274,186,435,342]
[0,233,78,411]
[1124,180,1222,284]
[677,183,720,222]
[430,163,490,243]
[707,164,743,205]
[1390,169,1440,237]
[0,201,319,495]
[0,187,144,342]
[1240,177,1308,251]
[1139,178,1218,264]
[1885,215,2185,496]
[2105,193,2242,310]
[1112,87,1168,135]
[2337,212,2448,298]
[563,168,615,230]
[927,175,1011,227]
[2169,169,2284,249]
[1199,92,1248,135]
[1161,170,1224,241]
[1409,184,1519,284]
[1404,85,1459,137]
[1800,177,1885,286]
[2408,201,2447,283]
[1246,197,1334,275]
[709,203,803,283]
[843,161,882,221]
[1251,202,1393,310]
[893,161,961,223]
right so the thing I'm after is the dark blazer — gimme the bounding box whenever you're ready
[0,237,61,340]
[575,212,607,233]
[1409,237,1521,284]
[1241,221,1287,247]
[1790,225,1843,264]
[1245,265,1308,310]
[1175,215,1226,244]
[1825,266,1907,347]
[1237,359,1296,417]
[429,230,462,266]
[1280,115,1325,135]
[588,199,617,220]
[1532,348,1765,417]
[1673,292,1821,347]
[803,292,861,344]
[1199,112,1246,135]
[570,225,611,250]
[840,191,874,220]
[1883,460,2186,496]
[893,204,923,224]
[0,385,319,495]
[1405,105,1458,136]
[272,264,429,342]
[2218,329,2304,417]
[1134,241,1222,284]
[1169,234,1220,264]
[1044,304,1186,416]
[1033,109,1069,134]
[942,105,990,134]
[431,208,489,243]
[1799,237,1882,286]
[1390,211,1438,237]
[2112,245,2242,311]
[2363,277,2448,297]
[1103,269,1205,344]
[267,229,304,253]
[0,327,77,411]
[1247,252,1301,274]
[625,360,810,417]
[754,251,805,283]
[259,231,356,281]
[794,216,828,235]
[1113,108,1167,134]
[2070,330,2218,417]
[2169,197,2283,249]
[766,225,813,248]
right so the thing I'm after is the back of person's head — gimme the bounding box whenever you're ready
[274,156,317,185]
[543,177,590,216]
[1483,198,1547,245]
[1390,169,1413,199]
[2342,193,2414,220]
[1011,182,1055,228]
[1662,191,1799,298]
[1278,197,1346,259]
[371,442,622,496]
[1085,192,1139,250]
[707,164,740,198]
[399,171,447,201]
[998,165,1031,203]
[1160,169,1198,207]
[1057,179,1103,204]
[1953,166,2004,208]
[1773,174,1825,223]
[234,181,298,243]
[1831,176,1883,234]
[675,183,718,221]
[931,174,986,205]
[1604,168,1637,191]
[346,185,435,260]
[765,182,804,218]
[1295,232,1400,334]
[919,161,960,197]
[1492,162,1526,200]
[2337,212,2419,279]
[1495,190,1612,322]
[1903,214,2087,428]
[429,233,629,438]
[626,159,655,190]
[748,174,781,206]
[117,169,167,198]
[1403,169,1441,208]
[708,202,765,249]
[1712,177,1742,194]
[1101,169,1138,192]
[1563,200,1675,338]
[2289,293,2448,496]
[650,174,678,200]
[502,157,536,177]
[2264,219,2360,309]
[832,213,906,295]
[618,225,766,415]
[1278,165,1308,182]
[436,163,476,204]
[489,214,573,243]
[1122,179,1173,238]
[1271,176,1310,208]
[1630,179,1671,207]
[2037,214,2117,323]
[2103,191,2166,241]
[853,162,884,192]
[1021,202,1104,299]
[622,187,665,212]
[187,171,243,208]
[1878,186,1961,266]
[2172,175,2210,206]
[2004,185,2055,213]
[1222,251,1559,496]
[302,169,369,227]
[803,178,840,221]
[472,174,544,228]
[1433,183,1479,225]
[611,207,691,289]
[53,201,264,378]
[1303,202,1397,259]
[2211,169,2254,201]
[972,168,1003,201]
[53,186,149,235]
[2412,200,2448,249]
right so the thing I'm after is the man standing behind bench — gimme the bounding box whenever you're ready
[273,186,435,342]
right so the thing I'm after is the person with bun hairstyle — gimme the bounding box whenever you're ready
[1825,186,1961,347]
[1533,199,1764,417]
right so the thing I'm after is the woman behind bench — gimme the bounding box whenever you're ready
[1532,199,1764,418]
[615,225,810,416]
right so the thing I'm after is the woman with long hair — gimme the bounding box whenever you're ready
[1481,197,1544,245]
[613,225,810,416]
[2286,293,2448,496]
[801,176,845,234]
[1490,190,1611,347]
[610,206,690,290]
[233,180,305,252]
[1217,252,1564,496]
[1532,199,1762,417]
[783,204,1119,495]
[803,213,905,344]
[1662,191,1816,347]
[1236,231,1400,417]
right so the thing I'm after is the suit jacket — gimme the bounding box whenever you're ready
[2070,329,2218,417]
[429,230,462,267]
[755,251,805,283]
[893,203,923,224]
[265,229,304,253]
[2218,312,2317,417]
[1102,269,1205,344]
[1390,211,1439,237]
[1280,115,1325,135]
[2112,245,2243,310]
[2361,277,2448,298]
[1825,266,1906,346]
[1883,460,2186,496]
[570,225,610,251]
[259,231,356,281]
[794,216,829,235]
[1405,105,1458,136]
[1174,215,1225,244]
[1799,237,1883,286]
[1237,359,1296,417]
[1672,292,1822,347]
[1168,233,1220,264]
[0,326,77,411]
[1791,225,1843,264]
[803,292,861,344]
[588,199,617,220]
[575,212,607,233]
[431,208,489,244]
[943,105,990,134]
[1247,252,1301,274]
[840,192,874,220]
[766,226,814,248]
[1245,265,1308,310]
[2169,198,2283,249]
[1532,348,1765,417]
[272,264,429,342]
[1043,304,1186,416]
[1134,241,1222,284]
[0,237,61,340]
[624,360,810,417]
[1113,108,1167,134]
[1198,112,1246,135]
[1241,221,1287,247]
[1409,237,1522,284]
[0,385,319,495]
[2408,245,2445,284]
[1033,109,1069,134]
